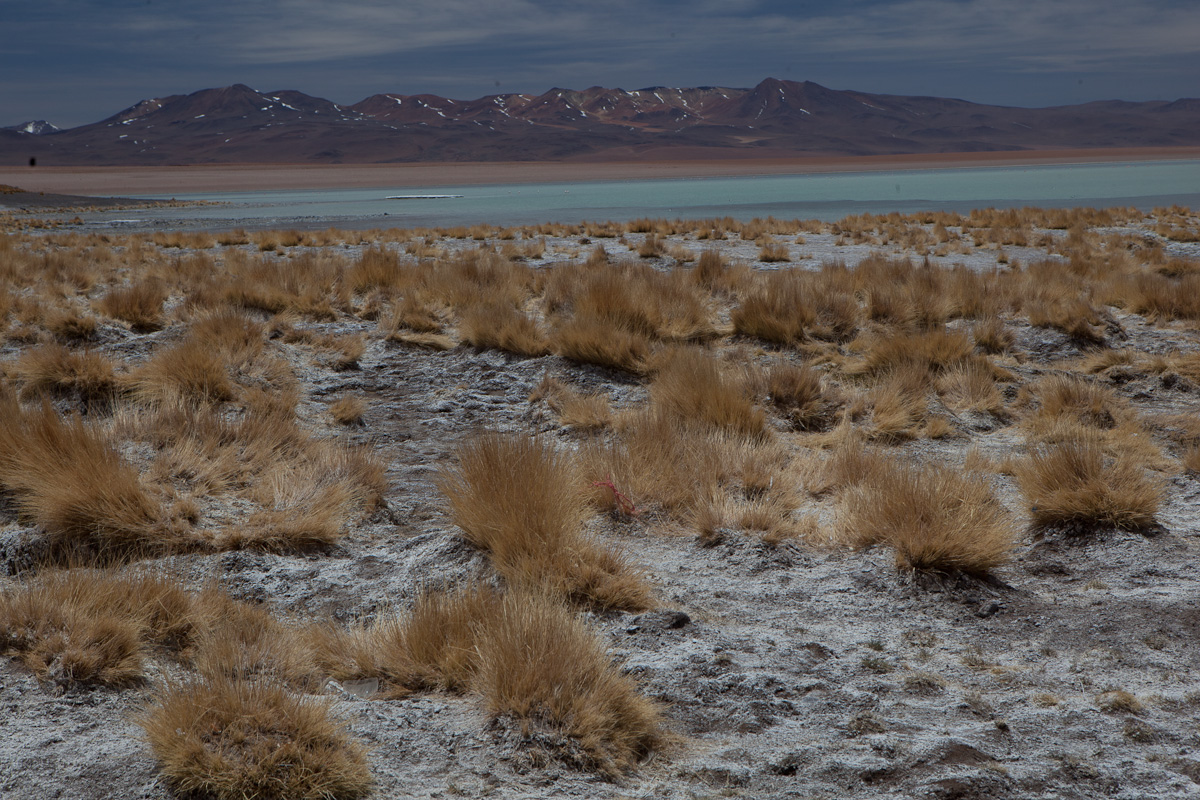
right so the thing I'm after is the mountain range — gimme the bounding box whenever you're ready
[3,78,1199,166]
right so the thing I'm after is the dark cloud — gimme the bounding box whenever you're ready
[3,0,1198,127]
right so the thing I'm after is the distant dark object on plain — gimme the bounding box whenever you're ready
[29,157,36,167]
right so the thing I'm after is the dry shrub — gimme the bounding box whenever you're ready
[692,249,730,289]
[139,675,372,800]
[438,432,649,611]
[190,592,318,687]
[937,360,1004,416]
[129,338,235,405]
[972,316,1015,354]
[458,301,549,357]
[765,360,837,430]
[311,586,660,773]
[1184,444,1200,474]
[476,591,662,774]
[425,247,534,309]
[547,263,715,344]
[585,409,764,516]
[14,343,118,406]
[0,395,167,551]
[851,328,973,378]
[95,279,167,331]
[757,241,791,262]
[221,445,386,552]
[224,250,341,319]
[1021,375,1130,442]
[732,270,816,344]
[384,293,444,334]
[804,436,889,497]
[867,366,931,441]
[530,376,611,430]
[330,396,366,426]
[310,583,499,696]
[323,333,366,370]
[346,245,411,292]
[552,316,650,374]
[0,568,215,689]
[187,308,266,367]
[839,458,1016,575]
[1016,438,1162,530]
[45,307,99,342]
[636,234,663,258]
[650,348,764,436]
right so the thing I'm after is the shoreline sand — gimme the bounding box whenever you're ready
[2,147,1200,198]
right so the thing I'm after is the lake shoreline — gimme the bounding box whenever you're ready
[4,146,1200,197]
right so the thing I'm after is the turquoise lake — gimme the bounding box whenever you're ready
[122,159,1200,230]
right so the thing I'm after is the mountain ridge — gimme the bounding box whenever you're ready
[4,78,1199,166]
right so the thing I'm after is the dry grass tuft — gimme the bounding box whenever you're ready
[310,583,499,696]
[439,432,650,610]
[650,347,764,436]
[838,457,1016,575]
[95,280,168,332]
[972,316,1015,354]
[757,241,791,262]
[139,674,372,800]
[764,360,838,430]
[530,375,611,430]
[732,270,815,344]
[475,591,662,774]
[14,344,118,407]
[330,395,367,426]
[1016,437,1162,530]
[458,301,549,356]
[0,395,169,551]
[552,316,650,374]
[311,586,660,773]
[0,568,217,689]
[129,338,236,405]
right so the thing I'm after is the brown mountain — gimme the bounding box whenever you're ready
[4,78,1199,166]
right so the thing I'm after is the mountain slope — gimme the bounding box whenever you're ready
[4,79,1199,166]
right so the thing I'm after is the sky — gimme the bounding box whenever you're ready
[3,0,1199,128]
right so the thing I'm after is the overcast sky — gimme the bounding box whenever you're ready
[4,0,1199,128]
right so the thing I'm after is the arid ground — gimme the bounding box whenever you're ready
[5,148,1200,197]
[2,199,1200,799]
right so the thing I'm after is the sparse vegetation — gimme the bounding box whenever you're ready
[3,205,1199,798]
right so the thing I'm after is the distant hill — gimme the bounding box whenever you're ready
[4,78,1199,165]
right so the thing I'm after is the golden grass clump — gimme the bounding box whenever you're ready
[1016,437,1162,530]
[330,395,367,426]
[530,375,612,430]
[552,315,651,374]
[731,269,816,344]
[650,347,764,436]
[222,445,387,552]
[971,316,1015,354]
[0,568,219,689]
[311,586,660,774]
[438,432,650,611]
[14,343,118,406]
[139,675,372,800]
[310,583,499,696]
[475,591,662,774]
[851,327,974,379]
[0,394,168,551]
[95,279,168,332]
[458,300,549,357]
[764,360,838,431]
[757,241,791,262]
[129,338,236,405]
[838,458,1016,575]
